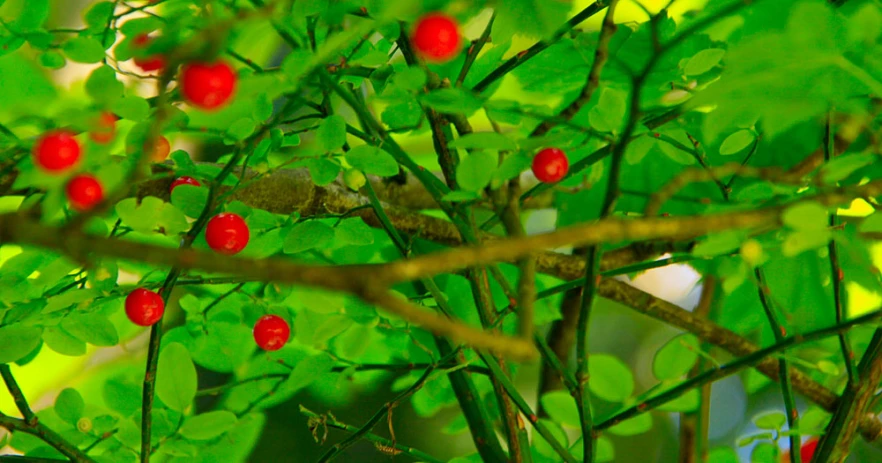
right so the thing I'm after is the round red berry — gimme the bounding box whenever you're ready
[146,135,170,162]
[125,288,165,326]
[205,212,250,255]
[89,112,117,144]
[180,61,237,110]
[132,34,166,73]
[531,148,569,183]
[33,130,81,173]
[253,315,290,351]
[170,176,201,193]
[66,174,104,212]
[412,13,461,62]
[781,438,818,463]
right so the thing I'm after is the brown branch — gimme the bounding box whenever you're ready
[598,278,882,441]
[378,178,882,286]
[679,277,716,463]
[530,0,619,138]
[0,365,37,426]
[0,414,97,463]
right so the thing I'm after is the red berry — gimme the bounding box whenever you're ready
[33,130,81,173]
[146,135,171,162]
[205,212,250,255]
[253,315,290,351]
[800,439,818,461]
[531,148,569,183]
[170,176,201,193]
[412,13,461,62]
[89,112,117,144]
[781,439,818,463]
[66,174,104,212]
[132,34,166,73]
[180,61,237,110]
[125,288,165,326]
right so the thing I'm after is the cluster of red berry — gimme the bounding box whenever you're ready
[32,12,567,352]
[410,14,570,183]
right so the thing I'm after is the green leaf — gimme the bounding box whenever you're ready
[61,313,118,346]
[228,118,256,141]
[421,88,483,115]
[38,51,66,69]
[799,407,830,434]
[653,334,700,381]
[719,130,755,155]
[112,96,150,121]
[116,197,189,235]
[442,190,481,202]
[448,132,518,151]
[345,145,399,176]
[179,411,238,440]
[119,17,163,36]
[782,229,832,257]
[540,391,580,428]
[335,218,374,246]
[737,433,775,447]
[43,328,87,356]
[85,65,123,105]
[285,353,335,392]
[493,0,573,41]
[306,158,340,186]
[708,447,739,463]
[170,185,209,219]
[684,48,726,76]
[532,418,568,460]
[156,343,197,412]
[606,413,652,436]
[63,36,106,63]
[84,2,115,29]
[751,442,779,462]
[316,115,346,152]
[492,153,531,187]
[390,67,426,92]
[283,221,334,254]
[820,153,874,184]
[859,212,882,233]
[588,354,634,402]
[381,97,423,129]
[456,151,497,192]
[14,0,49,32]
[782,201,828,231]
[754,411,786,430]
[692,231,745,258]
[54,388,85,425]
[589,88,626,133]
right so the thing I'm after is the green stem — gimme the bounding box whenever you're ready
[595,305,882,430]
[754,269,800,463]
[300,407,445,463]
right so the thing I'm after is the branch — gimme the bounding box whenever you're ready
[0,365,36,426]
[316,359,441,463]
[300,407,444,463]
[754,269,800,463]
[813,331,882,462]
[378,178,882,286]
[595,305,882,432]
[471,1,606,93]
[0,414,97,463]
[597,278,882,441]
[530,0,618,138]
